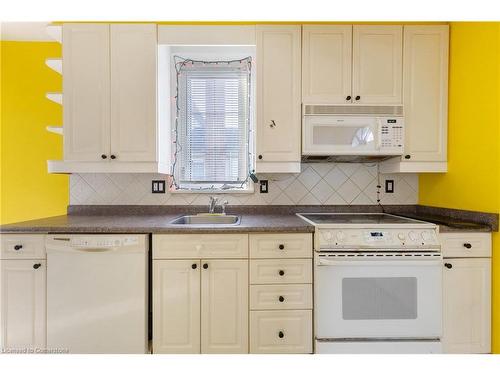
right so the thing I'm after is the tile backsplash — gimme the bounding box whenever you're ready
[69,163,418,206]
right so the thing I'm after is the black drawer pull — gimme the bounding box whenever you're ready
[463,243,472,249]
[14,245,23,251]
[278,331,284,339]
[278,296,285,302]
[278,270,285,276]
[444,263,453,269]
[203,263,208,269]
[278,244,285,250]
[192,264,197,269]
[33,263,42,270]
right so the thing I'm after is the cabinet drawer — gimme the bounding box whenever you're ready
[250,310,312,353]
[249,233,312,258]
[440,233,491,258]
[250,284,312,310]
[1,234,46,259]
[250,259,312,284]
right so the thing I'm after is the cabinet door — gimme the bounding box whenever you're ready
[402,25,448,162]
[1,260,46,350]
[201,260,248,353]
[110,24,157,162]
[352,25,402,104]
[442,258,491,353]
[153,260,201,353]
[302,25,352,104]
[256,25,301,164]
[63,24,110,161]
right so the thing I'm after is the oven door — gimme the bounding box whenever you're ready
[314,253,442,339]
[302,116,380,155]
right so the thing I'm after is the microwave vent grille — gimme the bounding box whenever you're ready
[304,105,404,116]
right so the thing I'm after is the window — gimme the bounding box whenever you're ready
[171,55,253,191]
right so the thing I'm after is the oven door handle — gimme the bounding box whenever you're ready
[316,258,443,267]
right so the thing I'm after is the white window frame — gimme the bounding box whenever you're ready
[167,46,256,193]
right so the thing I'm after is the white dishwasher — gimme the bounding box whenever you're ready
[46,234,148,354]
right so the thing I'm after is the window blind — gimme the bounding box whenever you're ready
[174,57,251,189]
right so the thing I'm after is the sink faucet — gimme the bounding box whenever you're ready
[208,196,218,214]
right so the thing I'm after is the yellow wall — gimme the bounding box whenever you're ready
[419,22,500,353]
[0,41,68,224]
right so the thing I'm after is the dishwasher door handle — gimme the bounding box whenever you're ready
[316,258,443,267]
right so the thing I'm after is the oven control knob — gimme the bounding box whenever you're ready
[324,231,333,241]
[336,231,346,242]
[408,231,417,241]
[397,233,406,241]
[421,231,432,241]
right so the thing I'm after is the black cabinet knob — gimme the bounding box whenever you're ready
[110,155,117,160]
[278,270,285,276]
[346,95,351,101]
[355,95,361,100]
[258,155,263,160]
[278,331,284,339]
[444,263,453,269]
[14,245,23,251]
[203,263,208,269]
[101,154,107,159]
[192,264,197,269]
[33,263,41,270]
[278,296,285,302]
[404,155,411,159]
[278,244,285,250]
[463,243,472,249]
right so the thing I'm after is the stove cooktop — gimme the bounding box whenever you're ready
[298,213,427,225]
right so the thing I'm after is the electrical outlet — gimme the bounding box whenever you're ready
[152,180,166,193]
[259,180,268,193]
[385,179,394,193]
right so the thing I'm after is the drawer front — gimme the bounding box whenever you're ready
[250,259,312,284]
[0,234,46,259]
[249,233,312,259]
[440,233,491,258]
[250,310,312,353]
[250,284,312,310]
[153,234,248,259]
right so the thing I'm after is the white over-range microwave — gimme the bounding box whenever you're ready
[302,105,405,162]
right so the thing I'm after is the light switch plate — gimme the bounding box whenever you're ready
[152,180,166,194]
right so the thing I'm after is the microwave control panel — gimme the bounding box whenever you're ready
[379,118,404,150]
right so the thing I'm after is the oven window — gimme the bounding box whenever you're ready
[342,277,417,320]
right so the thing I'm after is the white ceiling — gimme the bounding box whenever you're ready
[1,22,52,41]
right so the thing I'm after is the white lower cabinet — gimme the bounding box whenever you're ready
[250,310,312,354]
[441,232,492,354]
[152,234,249,354]
[0,259,46,351]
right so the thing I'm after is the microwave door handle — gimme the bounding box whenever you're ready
[376,119,382,150]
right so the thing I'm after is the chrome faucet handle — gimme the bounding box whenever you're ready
[221,200,229,215]
[208,196,218,213]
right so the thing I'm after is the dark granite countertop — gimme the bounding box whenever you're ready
[0,205,496,234]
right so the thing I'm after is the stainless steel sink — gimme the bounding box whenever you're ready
[169,214,241,225]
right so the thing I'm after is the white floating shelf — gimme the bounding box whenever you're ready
[46,92,62,105]
[46,25,62,43]
[48,160,170,174]
[46,126,63,135]
[45,58,62,74]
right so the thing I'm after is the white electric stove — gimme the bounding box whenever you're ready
[297,213,443,354]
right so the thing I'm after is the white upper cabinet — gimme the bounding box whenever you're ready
[63,24,110,161]
[256,25,301,173]
[302,25,352,104]
[110,24,157,162]
[380,25,449,173]
[352,25,403,104]
[52,23,167,173]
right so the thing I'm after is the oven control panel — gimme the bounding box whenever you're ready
[317,228,440,250]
